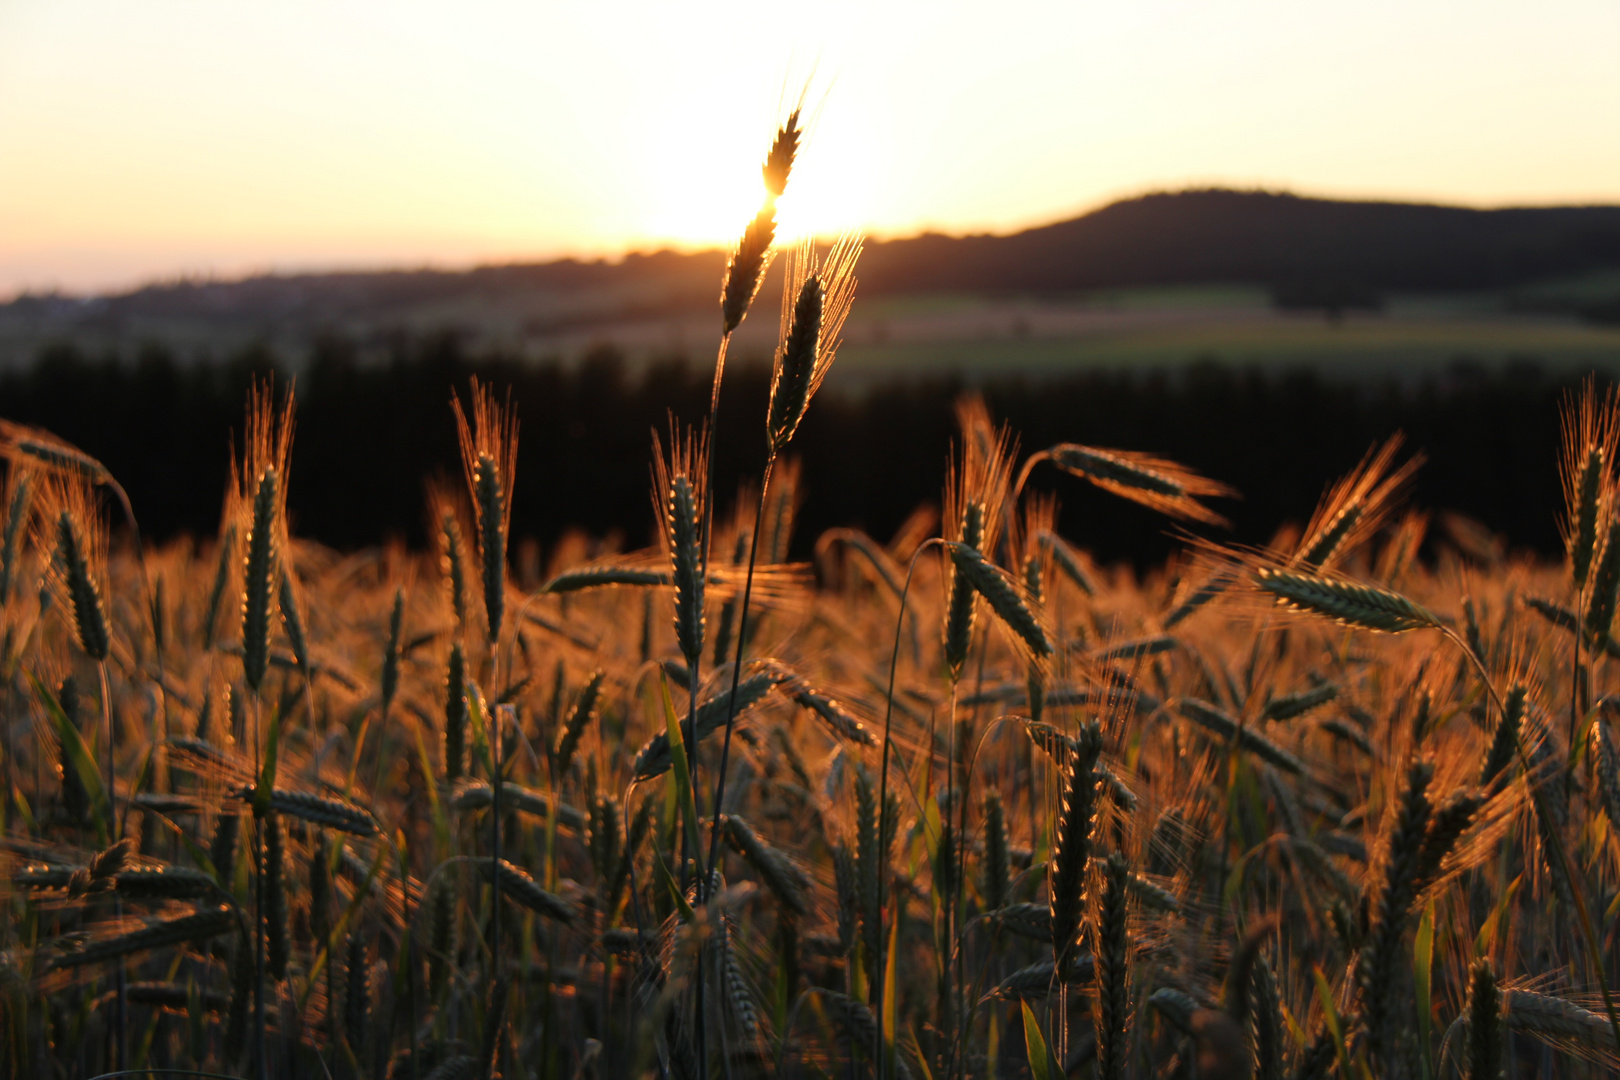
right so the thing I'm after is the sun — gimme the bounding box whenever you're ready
[634,120,872,252]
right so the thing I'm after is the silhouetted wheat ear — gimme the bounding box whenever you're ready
[989,902,1052,942]
[1466,959,1501,1080]
[1592,715,1620,834]
[825,992,915,1080]
[481,858,576,922]
[444,643,468,781]
[1561,378,1620,587]
[1480,683,1526,789]
[473,454,505,644]
[1571,446,1605,589]
[1164,566,1235,628]
[775,672,876,746]
[382,587,404,710]
[982,791,1009,912]
[1040,530,1097,596]
[451,780,585,830]
[1589,516,1620,645]
[767,267,822,454]
[720,205,776,335]
[55,508,109,661]
[453,379,517,647]
[0,470,32,603]
[440,510,470,631]
[239,786,376,836]
[766,236,862,455]
[0,420,109,480]
[717,913,758,1034]
[1358,759,1433,1062]
[49,904,235,969]
[1254,567,1441,633]
[630,667,786,780]
[652,427,706,669]
[1301,505,1362,570]
[241,468,279,692]
[278,570,308,672]
[1050,721,1103,970]
[854,764,896,989]
[423,1054,478,1080]
[944,501,985,677]
[552,668,604,778]
[832,842,857,955]
[96,865,214,901]
[1096,852,1131,1080]
[1251,950,1284,1080]
[1503,989,1617,1055]
[1177,698,1307,776]
[1412,787,1482,894]
[948,541,1053,658]
[1047,442,1234,526]
[118,982,227,1015]
[1148,988,1197,1035]
[762,108,801,198]
[722,813,811,915]
[1261,681,1338,721]
[1294,434,1420,573]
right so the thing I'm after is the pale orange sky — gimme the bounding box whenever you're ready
[4,1,1620,296]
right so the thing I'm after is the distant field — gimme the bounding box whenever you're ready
[6,274,1620,383]
[830,292,1620,383]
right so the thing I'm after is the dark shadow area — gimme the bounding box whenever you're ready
[0,336,1581,567]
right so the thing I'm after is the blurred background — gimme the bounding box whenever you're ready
[4,1,1620,563]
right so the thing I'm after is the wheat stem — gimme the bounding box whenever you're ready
[703,454,775,898]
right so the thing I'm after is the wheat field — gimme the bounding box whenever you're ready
[4,110,1620,1080]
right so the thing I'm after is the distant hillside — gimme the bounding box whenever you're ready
[861,190,1620,294]
[6,189,1620,362]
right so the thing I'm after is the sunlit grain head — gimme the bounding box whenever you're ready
[642,114,871,252]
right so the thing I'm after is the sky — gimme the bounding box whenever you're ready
[3,0,1620,297]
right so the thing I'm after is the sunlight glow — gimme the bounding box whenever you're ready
[3,1,1620,294]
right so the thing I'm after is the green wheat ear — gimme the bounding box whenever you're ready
[1255,567,1441,633]
[56,509,109,661]
[1095,852,1131,1080]
[1465,965,1502,1080]
[1049,721,1102,973]
[241,467,278,692]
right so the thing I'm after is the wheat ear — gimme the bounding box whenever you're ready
[1050,721,1103,971]
[1466,959,1501,1080]
[1096,852,1131,1080]
[1255,568,1441,633]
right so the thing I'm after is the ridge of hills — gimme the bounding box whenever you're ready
[6,188,1620,371]
[12,188,1620,314]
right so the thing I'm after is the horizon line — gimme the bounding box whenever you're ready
[10,183,1620,305]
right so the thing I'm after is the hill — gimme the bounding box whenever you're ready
[859,189,1620,294]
